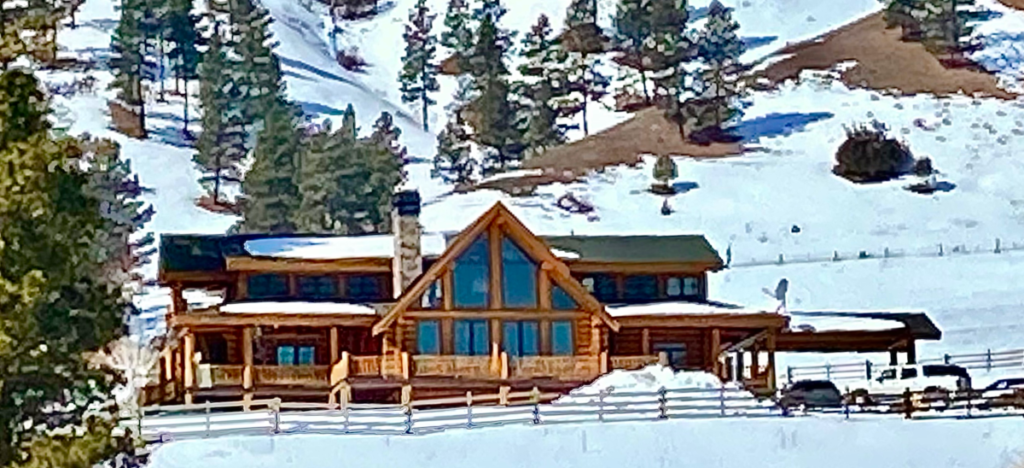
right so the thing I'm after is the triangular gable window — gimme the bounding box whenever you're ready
[552,285,577,310]
[501,237,538,308]
[452,234,490,308]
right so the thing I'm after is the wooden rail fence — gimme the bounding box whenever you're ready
[786,348,1024,384]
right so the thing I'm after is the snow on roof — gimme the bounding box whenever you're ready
[788,315,904,332]
[606,301,758,318]
[551,248,580,260]
[219,301,377,315]
[243,233,449,260]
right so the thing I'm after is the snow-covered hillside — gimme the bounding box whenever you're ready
[42,0,1024,361]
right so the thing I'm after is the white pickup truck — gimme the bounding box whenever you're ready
[843,364,972,406]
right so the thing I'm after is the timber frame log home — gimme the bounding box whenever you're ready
[146,191,940,406]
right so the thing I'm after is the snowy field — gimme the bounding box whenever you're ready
[148,416,1024,468]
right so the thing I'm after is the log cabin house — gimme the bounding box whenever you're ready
[145,190,939,407]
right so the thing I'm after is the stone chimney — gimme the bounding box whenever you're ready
[392,188,422,298]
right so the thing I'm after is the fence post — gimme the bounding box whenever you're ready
[719,384,726,417]
[404,404,413,434]
[944,354,950,364]
[865,360,872,380]
[995,238,1001,254]
[204,400,211,438]
[902,388,913,420]
[658,386,668,420]
[272,398,281,434]
[466,391,474,428]
[844,386,850,420]
[598,390,606,423]
[777,254,784,265]
[825,363,832,381]
[343,405,350,433]
[787,366,793,384]
[987,349,992,372]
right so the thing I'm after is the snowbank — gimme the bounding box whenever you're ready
[148,417,1024,468]
[559,365,732,400]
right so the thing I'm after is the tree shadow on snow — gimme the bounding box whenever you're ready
[734,112,834,144]
[743,36,779,52]
[671,181,700,194]
[148,125,196,149]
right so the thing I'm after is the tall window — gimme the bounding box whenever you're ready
[277,346,295,366]
[683,277,700,297]
[298,275,338,299]
[551,321,574,355]
[454,319,490,355]
[417,320,440,354]
[276,345,315,365]
[623,275,658,302]
[667,276,701,299]
[453,234,489,308]
[297,346,315,365]
[347,275,382,302]
[552,285,577,310]
[248,274,289,299]
[501,237,538,308]
[503,321,539,357]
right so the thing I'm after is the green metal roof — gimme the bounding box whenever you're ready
[539,235,724,267]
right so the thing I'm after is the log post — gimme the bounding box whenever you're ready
[766,329,777,393]
[183,330,195,405]
[710,328,722,378]
[170,284,186,315]
[401,351,411,380]
[501,352,510,380]
[330,327,339,364]
[599,350,609,374]
[641,328,651,356]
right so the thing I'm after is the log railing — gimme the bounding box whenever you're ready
[509,356,601,380]
[413,355,494,378]
[210,365,244,386]
[610,355,660,371]
[254,365,330,386]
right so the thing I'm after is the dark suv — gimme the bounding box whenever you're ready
[779,380,844,410]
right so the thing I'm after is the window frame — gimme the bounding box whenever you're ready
[551,320,575,356]
[452,234,490,309]
[623,275,658,302]
[297,275,339,299]
[248,273,290,300]
[500,237,539,309]
[417,320,441,355]
[454,319,490,356]
[346,274,384,302]
[502,320,540,357]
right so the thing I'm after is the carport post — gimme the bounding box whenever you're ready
[889,349,898,365]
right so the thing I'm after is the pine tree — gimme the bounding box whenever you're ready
[399,0,440,132]
[194,24,248,204]
[613,0,655,101]
[646,0,691,95]
[0,69,150,467]
[440,0,474,68]
[562,1,610,136]
[165,0,203,130]
[517,14,573,154]
[294,106,403,234]
[689,0,745,130]
[368,111,408,162]
[466,11,522,175]
[652,153,678,186]
[0,0,80,66]
[228,0,286,139]
[432,117,477,186]
[110,0,150,135]
[240,99,303,233]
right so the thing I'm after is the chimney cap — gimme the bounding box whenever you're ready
[393,189,421,217]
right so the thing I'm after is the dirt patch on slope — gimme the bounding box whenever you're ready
[761,12,1016,99]
[998,0,1024,10]
[521,107,743,175]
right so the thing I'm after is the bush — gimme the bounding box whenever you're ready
[337,48,369,73]
[833,121,915,183]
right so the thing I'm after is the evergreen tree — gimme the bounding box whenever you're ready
[466,12,522,175]
[0,69,150,467]
[432,117,477,186]
[240,99,303,233]
[687,0,745,129]
[294,106,403,234]
[517,14,573,154]
[440,0,475,66]
[562,1,610,136]
[399,0,440,132]
[110,0,150,135]
[0,0,78,66]
[368,111,408,162]
[165,0,203,130]
[613,0,655,101]
[646,0,691,95]
[227,0,286,138]
[194,24,248,204]
[884,0,980,54]
[652,153,678,186]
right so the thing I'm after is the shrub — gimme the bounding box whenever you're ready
[337,48,369,73]
[833,121,916,183]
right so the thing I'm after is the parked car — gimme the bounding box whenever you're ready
[846,364,972,406]
[976,377,1024,410]
[778,380,844,411]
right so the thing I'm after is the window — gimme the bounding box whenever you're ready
[277,345,315,365]
[454,319,490,355]
[417,320,440,354]
[584,274,618,302]
[503,321,539,357]
[277,346,296,366]
[420,279,443,309]
[298,275,337,299]
[453,235,490,308]
[901,368,918,379]
[666,277,701,298]
[653,343,687,369]
[878,369,897,381]
[248,274,289,299]
[298,346,315,365]
[623,275,658,301]
[551,321,574,355]
[347,275,382,302]
[501,237,538,308]
[552,285,577,310]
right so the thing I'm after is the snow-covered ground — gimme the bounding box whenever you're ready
[148,416,1024,468]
